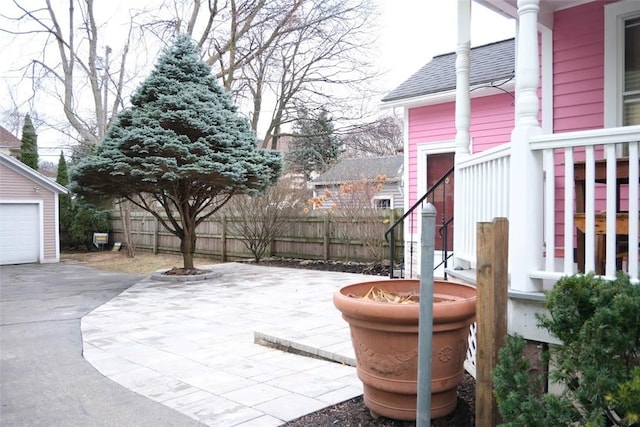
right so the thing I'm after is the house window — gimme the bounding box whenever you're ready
[624,17,640,125]
[373,198,391,209]
[605,2,640,128]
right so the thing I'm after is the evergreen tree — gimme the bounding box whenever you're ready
[288,107,341,180]
[19,114,38,170]
[56,151,69,186]
[71,35,282,268]
[56,151,73,248]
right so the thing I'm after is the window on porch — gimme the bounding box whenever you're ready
[624,17,640,126]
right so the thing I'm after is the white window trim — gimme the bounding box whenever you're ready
[604,0,640,128]
[372,196,393,209]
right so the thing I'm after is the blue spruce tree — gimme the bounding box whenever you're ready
[71,35,282,268]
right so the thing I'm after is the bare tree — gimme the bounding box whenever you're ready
[308,176,392,262]
[150,0,379,147]
[3,0,380,150]
[223,176,308,262]
[0,93,27,135]
[341,115,404,158]
[1,0,143,146]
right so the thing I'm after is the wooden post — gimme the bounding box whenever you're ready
[323,216,330,261]
[153,216,159,255]
[221,215,227,262]
[475,217,509,427]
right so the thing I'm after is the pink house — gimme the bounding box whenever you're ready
[382,0,639,344]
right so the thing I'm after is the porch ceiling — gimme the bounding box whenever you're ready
[476,0,595,29]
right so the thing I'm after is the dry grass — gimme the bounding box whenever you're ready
[61,251,216,274]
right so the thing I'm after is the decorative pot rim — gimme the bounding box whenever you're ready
[334,279,476,325]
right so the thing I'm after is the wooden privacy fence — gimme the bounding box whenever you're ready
[109,211,404,263]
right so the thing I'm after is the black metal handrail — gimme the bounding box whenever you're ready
[435,216,454,279]
[386,165,455,278]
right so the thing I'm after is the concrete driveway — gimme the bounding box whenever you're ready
[0,261,205,427]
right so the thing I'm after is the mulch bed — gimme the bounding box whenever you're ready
[249,257,476,427]
[162,267,211,275]
[246,258,392,276]
[281,374,475,427]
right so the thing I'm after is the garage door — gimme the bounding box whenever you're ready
[0,203,40,265]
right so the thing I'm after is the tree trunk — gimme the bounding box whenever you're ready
[120,200,135,258]
[180,220,197,269]
[182,249,194,269]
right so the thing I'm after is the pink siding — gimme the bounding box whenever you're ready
[551,2,609,251]
[0,165,58,262]
[407,93,514,207]
[553,2,605,132]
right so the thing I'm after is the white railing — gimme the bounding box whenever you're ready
[455,144,512,267]
[530,126,640,281]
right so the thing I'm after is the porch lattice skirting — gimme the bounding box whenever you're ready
[464,322,477,378]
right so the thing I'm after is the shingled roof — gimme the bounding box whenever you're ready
[382,38,515,103]
[312,155,403,185]
[0,125,21,148]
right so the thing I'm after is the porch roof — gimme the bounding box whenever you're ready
[381,38,515,104]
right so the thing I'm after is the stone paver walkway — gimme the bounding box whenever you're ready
[82,262,386,426]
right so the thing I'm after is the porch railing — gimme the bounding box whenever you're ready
[386,165,455,278]
[454,144,511,268]
[530,126,640,281]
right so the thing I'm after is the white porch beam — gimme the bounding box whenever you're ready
[508,0,544,292]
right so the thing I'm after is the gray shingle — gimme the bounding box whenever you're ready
[382,38,515,103]
[0,125,21,149]
[312,155,403,185]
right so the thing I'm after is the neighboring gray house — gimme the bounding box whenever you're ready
[311,155,404,210]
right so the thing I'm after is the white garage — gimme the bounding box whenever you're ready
[0,152,68,265]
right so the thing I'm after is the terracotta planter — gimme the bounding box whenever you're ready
[333,279,476,421]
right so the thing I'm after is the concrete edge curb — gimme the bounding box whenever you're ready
[253,331,356,367]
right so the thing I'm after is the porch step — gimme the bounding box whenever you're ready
[390,264,405,278]
[445,268,477,286]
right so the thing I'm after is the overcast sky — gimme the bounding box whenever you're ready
[0,1,514,161]
[378,0,514,93]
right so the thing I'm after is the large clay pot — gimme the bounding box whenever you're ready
[333,279,476,421]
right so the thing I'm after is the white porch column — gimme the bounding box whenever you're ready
[455,0,471,157]
[453,0,471,269]
[509,0,544,292]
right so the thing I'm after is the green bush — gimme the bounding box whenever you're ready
[64,198,111,249]
[494,273,640,427]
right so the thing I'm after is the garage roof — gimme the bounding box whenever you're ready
[0,152,69,194]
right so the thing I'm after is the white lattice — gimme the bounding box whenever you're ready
[464,322,477,379]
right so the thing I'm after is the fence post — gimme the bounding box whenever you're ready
[221,215,227,262]
[323,216,330,261]
[475,217,509,427]
[153,216,159,255]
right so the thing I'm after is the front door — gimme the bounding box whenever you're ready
[426,152,454,251]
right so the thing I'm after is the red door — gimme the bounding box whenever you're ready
[426,153,454,251]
